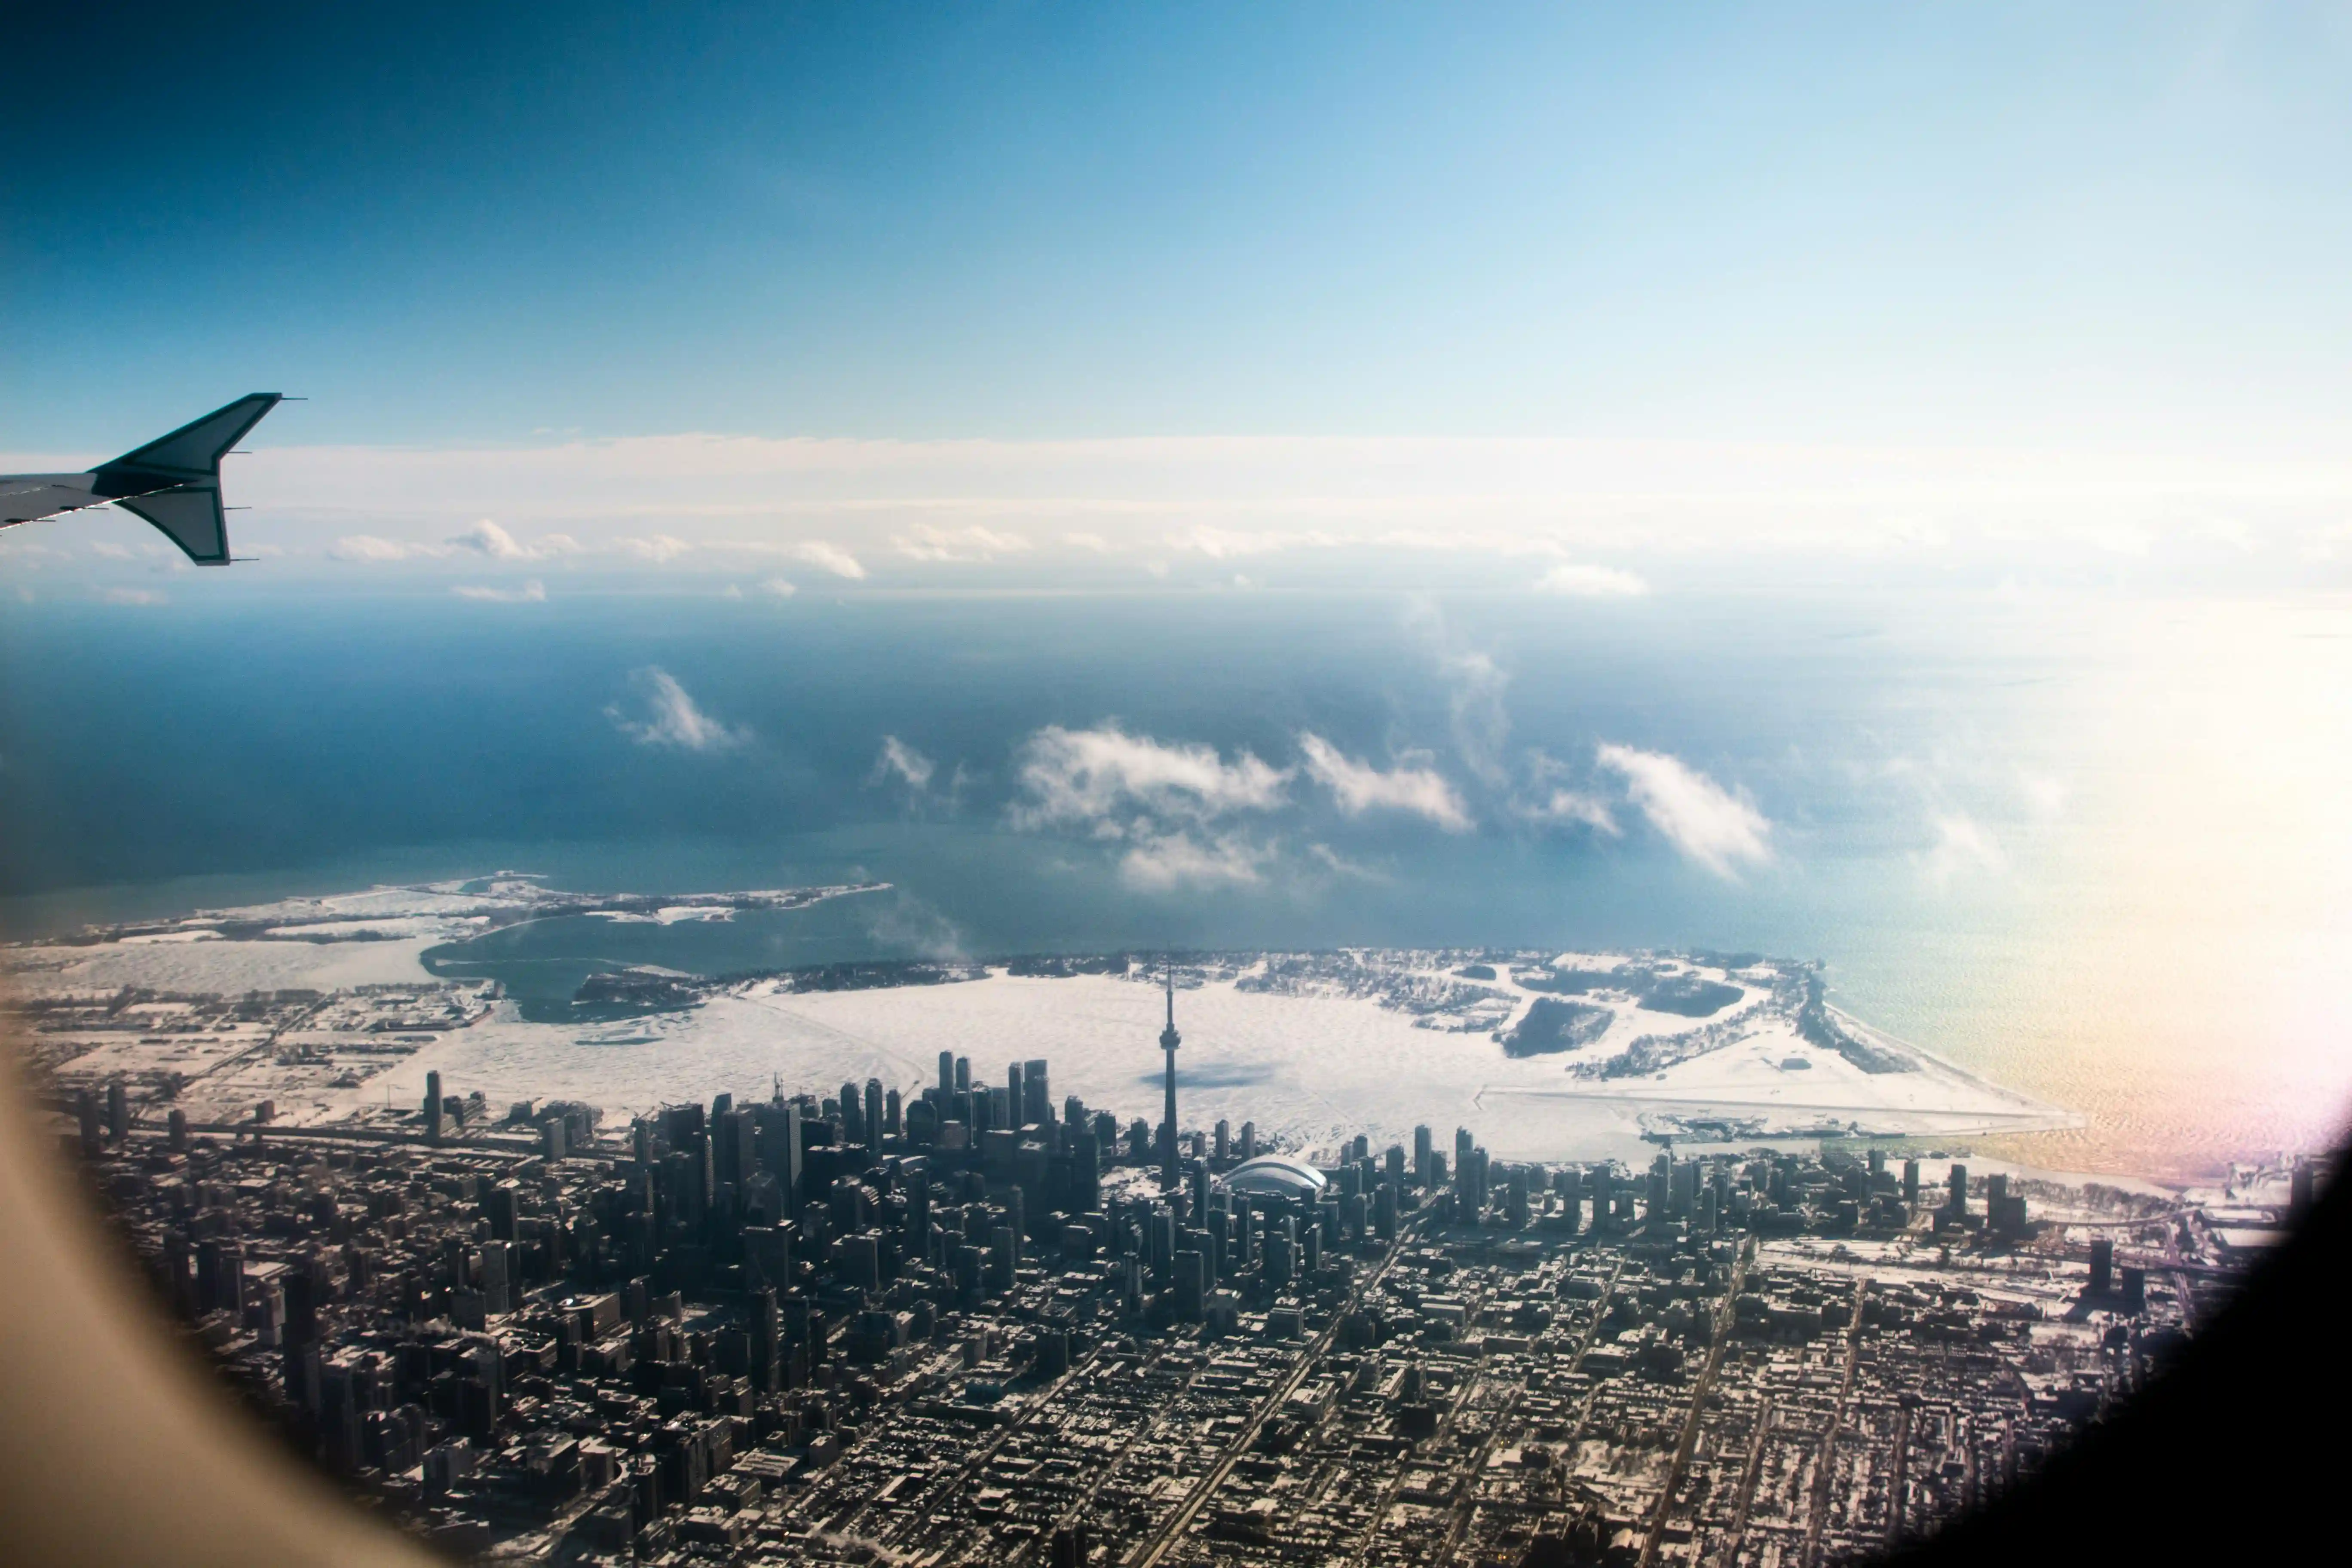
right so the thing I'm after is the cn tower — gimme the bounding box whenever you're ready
[1159,959,1181,1189]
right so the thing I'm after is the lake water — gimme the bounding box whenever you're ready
[4,584,2347,1180]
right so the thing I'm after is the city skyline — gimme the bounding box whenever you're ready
[52,997,2256,1565]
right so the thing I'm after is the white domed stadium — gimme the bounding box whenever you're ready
[1219,1155,1328,1200]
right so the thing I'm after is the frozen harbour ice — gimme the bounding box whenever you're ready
[4,879,2074,1166]
[361,955,2075,1166]
[336,968,2065,1165]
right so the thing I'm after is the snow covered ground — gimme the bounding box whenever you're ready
[5,877,2074,1166]
[322,967,2071,1165]
[6,933,442,995]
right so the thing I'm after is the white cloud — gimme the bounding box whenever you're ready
[789,540,865,579]
[1120,831,1272,891]
[1434,636,1512,785]
[1922,813,2007,888]
[330,534,423,562]
[1306,842,1389,882]
[1513,749,1620,834]
[617,533,694,563]
[89,541,132,560]
[102,586,167,606]
[1596,743,1770,877]
[453,579,547,603]
[1062,532,1111,552]
[873,736,937,792]
[1534,562,1649,597]
[1297,733,1473,832]
[1011,725,1291,833]
[1164,525,1339,560]
[605,667,748,752]
[760,577,799,598]
[892,524,1033,562]
[450,519,535,560]
[537,533,582,555]
[1403,601,1516,784]
[168,430,2352,597]
[1519,788,1620,834]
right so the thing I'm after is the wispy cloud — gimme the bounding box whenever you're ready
[0,539,71,567]
[1409,603,1514,787]
[453,579,547,603]
[1011,724,1291,832]
[1534,562,1649,597]
[859,892,969,962]
[1512,749,1620,834]
[701,539,866,578]
[337,522,575,565]
[1306,842,1389,882]
[331,534,432,562]
[1164,525,1340,560]
[892,524,1033,562]
[872,735,937,792]
[1596,743,1770,877]
[760,576,799,598]
[1517,787,1620,834]
[1119,831,1273,891]
[618,533,694,563]
[1298,734,1473,831]
[101,586,167,606]
[605,667,747,751]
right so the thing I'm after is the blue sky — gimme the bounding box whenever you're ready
[8,3,2350,454]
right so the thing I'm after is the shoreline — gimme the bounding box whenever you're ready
[0,873,2290,1190]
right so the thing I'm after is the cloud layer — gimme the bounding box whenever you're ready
[453,579,546,603]
[1534,562,1649,597]
[87,426,2343,593]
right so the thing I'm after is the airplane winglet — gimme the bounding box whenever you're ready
[89,394,283,565]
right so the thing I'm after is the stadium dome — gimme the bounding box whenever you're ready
[1220,1155,1329,1200]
